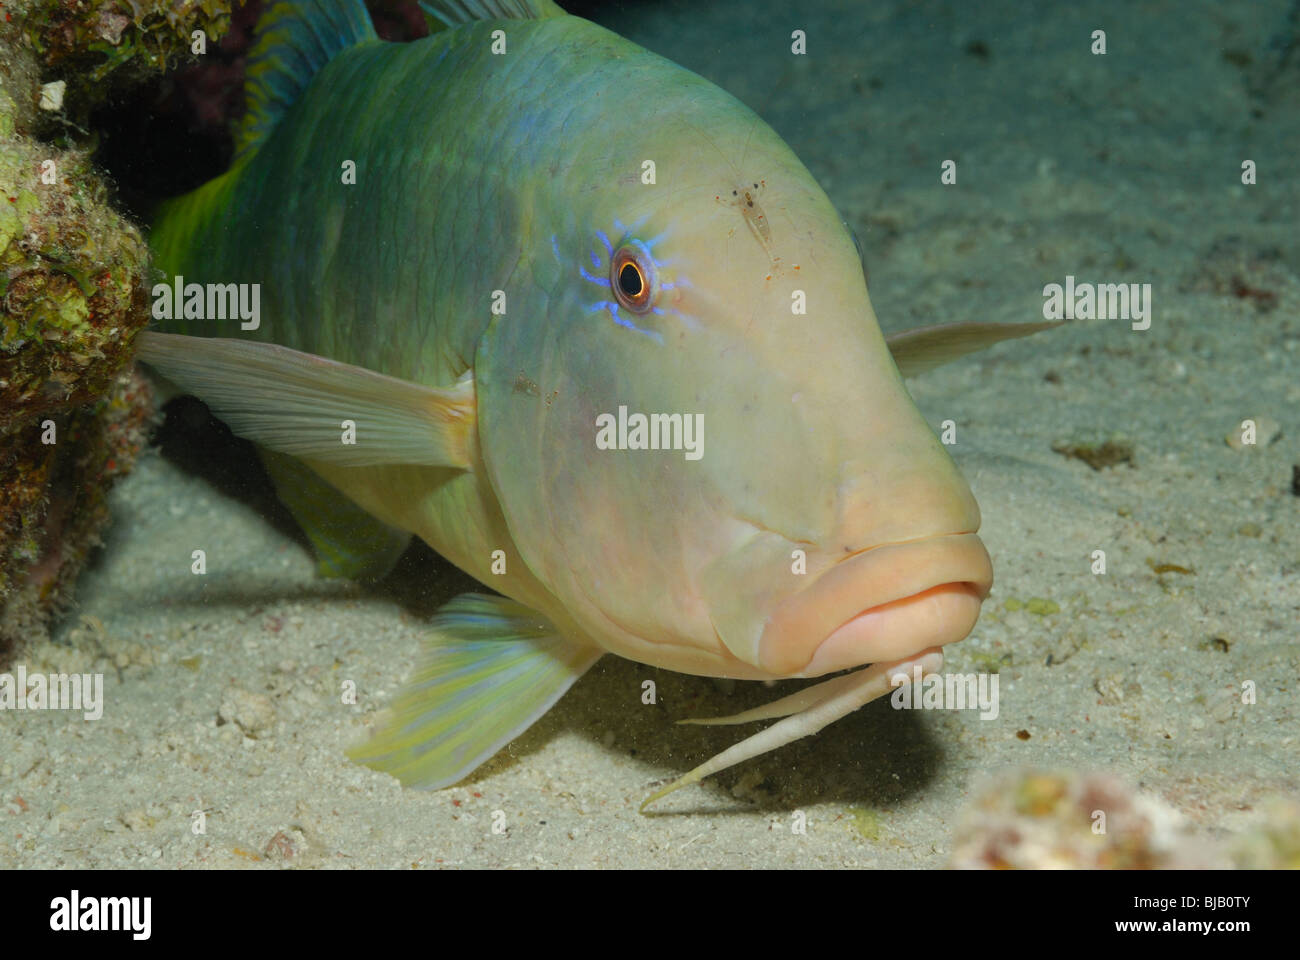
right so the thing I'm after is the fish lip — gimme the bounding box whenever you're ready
[757,532,993,678]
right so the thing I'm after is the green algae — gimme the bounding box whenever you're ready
[846,806,884,842]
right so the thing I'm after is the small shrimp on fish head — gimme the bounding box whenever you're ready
[475,86,992,689]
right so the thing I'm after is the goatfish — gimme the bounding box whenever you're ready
[138,0,1057,809]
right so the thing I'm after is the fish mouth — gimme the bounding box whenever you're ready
[758,532,993,678]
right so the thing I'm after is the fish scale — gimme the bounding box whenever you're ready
[156,25,532,380]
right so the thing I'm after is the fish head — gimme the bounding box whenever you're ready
[476,68,991,679]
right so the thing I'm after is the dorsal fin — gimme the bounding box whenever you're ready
[235,0,378,160]
[419,0,566,28]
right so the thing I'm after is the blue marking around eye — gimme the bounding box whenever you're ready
[610,308,665,343]
[613,215,650,237]
[550,234,562,263]
[579,265,609,287]
[576,219,694,343]
[622,234,680,268]
[584,301,664,343]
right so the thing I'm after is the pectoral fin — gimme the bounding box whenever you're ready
[886,320,1063,378]
[348,594,603,790]
[136,331,476,468]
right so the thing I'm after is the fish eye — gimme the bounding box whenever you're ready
[610,246,654,313]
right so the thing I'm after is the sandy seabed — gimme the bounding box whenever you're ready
[3,0,1297,868]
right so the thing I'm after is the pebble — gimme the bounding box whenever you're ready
[1095,673,1125,704]
[119,808,154,832]
[217,688,276,739]
[39,80,65,112]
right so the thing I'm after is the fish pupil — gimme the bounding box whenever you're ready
[619,262,643,298]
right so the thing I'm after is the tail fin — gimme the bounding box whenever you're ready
[235,0,378,159]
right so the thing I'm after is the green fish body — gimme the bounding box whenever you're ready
[142,0,1053,805]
